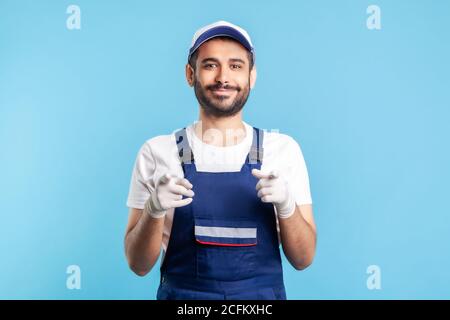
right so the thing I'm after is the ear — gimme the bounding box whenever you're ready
[249,65,257,89]
[186,64,195,87]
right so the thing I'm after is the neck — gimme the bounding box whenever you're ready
[195,108,247,147]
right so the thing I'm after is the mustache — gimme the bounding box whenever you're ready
[206,83,241,92]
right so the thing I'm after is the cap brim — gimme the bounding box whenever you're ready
[188,25,253,60]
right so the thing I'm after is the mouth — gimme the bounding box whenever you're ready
[210,88,235,95]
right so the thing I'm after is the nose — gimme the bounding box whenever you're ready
[214,66,230,85]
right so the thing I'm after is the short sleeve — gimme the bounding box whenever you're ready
[126,142,156,209]
[286,138,313,205]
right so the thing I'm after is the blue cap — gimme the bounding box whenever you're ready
[188,20,255,62]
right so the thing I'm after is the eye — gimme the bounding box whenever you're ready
[231,64,242,70]
[204,64,217,69]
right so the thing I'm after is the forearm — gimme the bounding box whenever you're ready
[278,205,316,270]
[125,211,164,276]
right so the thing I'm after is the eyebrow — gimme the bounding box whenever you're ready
[201,58,220,64]
[229,58,246,64]
[201,57,247,65]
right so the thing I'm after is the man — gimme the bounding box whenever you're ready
[125,21,316,300]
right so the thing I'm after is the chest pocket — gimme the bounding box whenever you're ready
[194,218,257,281]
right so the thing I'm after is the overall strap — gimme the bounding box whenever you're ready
[175,128,194,164]
[248,127,264,164]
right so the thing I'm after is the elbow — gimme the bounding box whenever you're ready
[293,239,317,271]
[292,253,315,271]
[124,240,154,277]
[134,269,150,277]
[125,250,153,277]
[126,251,158,277]
[293,259,313,271]
[129,263,151,277]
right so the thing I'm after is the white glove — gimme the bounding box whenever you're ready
[144,174,194,219]
[252,168,296,219]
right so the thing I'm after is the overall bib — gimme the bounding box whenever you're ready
[156,127,286,300]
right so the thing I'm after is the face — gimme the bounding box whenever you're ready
[186,38,256,118]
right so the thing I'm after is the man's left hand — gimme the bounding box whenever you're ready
[252,168,296,219]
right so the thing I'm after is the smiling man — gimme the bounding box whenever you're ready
[124,21,316,300]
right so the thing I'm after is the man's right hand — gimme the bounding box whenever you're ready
[144,174,194,218]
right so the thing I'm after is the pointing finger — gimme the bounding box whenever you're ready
[251,168,271,179]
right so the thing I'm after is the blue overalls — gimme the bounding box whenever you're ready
[156,127,287,300]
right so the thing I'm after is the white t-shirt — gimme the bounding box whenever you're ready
[126,121,312,253]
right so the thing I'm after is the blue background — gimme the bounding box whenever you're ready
[1,0,449,299]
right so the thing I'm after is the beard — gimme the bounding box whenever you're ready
[194,77,251,118]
